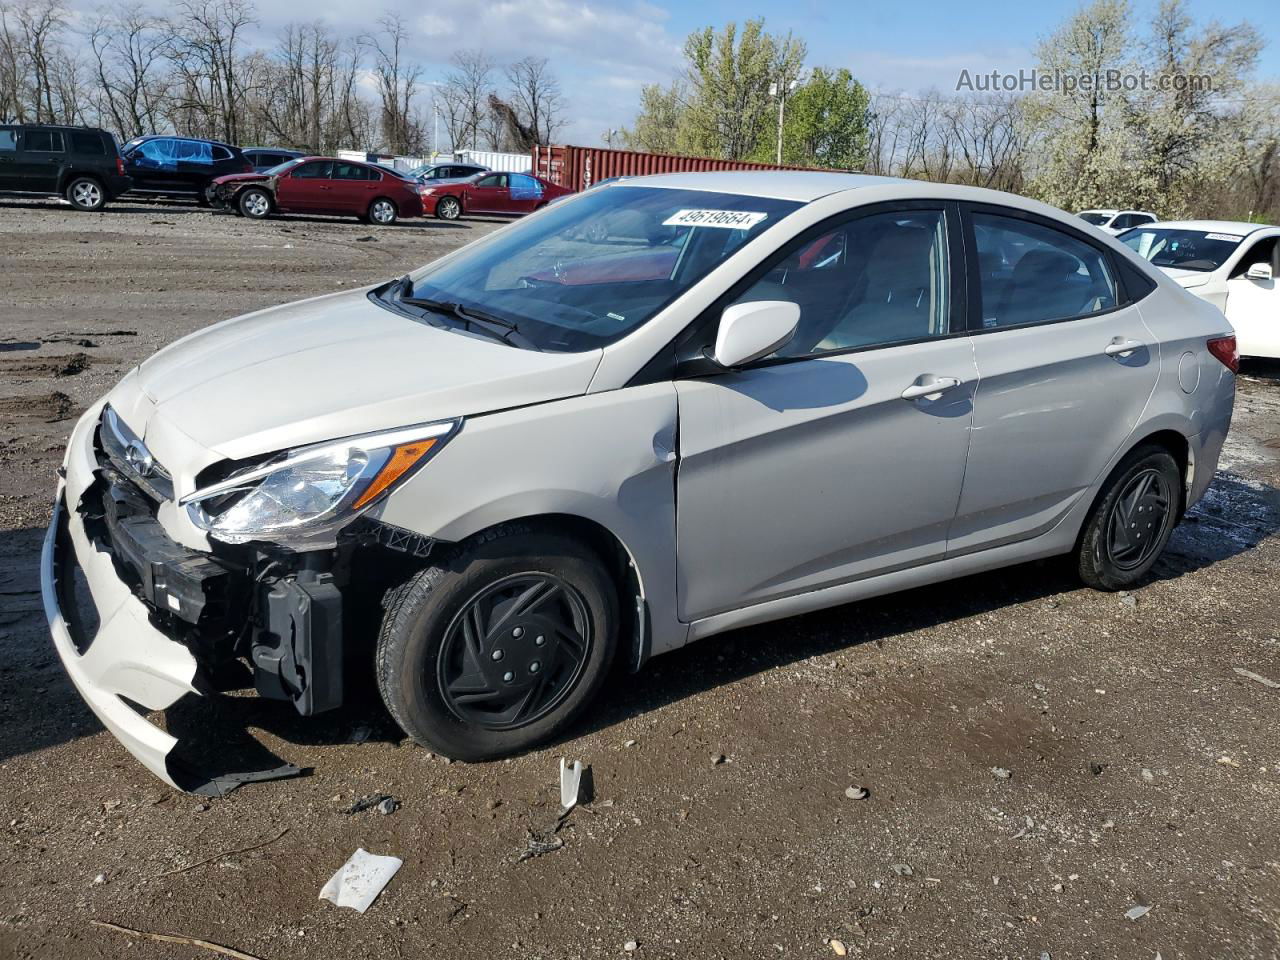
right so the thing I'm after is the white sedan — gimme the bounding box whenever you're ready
[1078,209,1159,235]
[1118,219,1280,359]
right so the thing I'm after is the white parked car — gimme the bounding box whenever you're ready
[1117,219,1280,359]
[1078,209,1160,235]
[43,172,1236,792]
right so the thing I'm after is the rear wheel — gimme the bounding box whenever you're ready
[375,526,619,760]
[238,187,272,219]
[1076,444,1182,590]
[436,195,461,221]
[367,197,398,225]
[66,177,105,212]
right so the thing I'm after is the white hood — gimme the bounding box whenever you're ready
[1158,266,1213,290]
[135,287,602,460]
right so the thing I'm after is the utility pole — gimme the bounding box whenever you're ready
[770,74,802,165]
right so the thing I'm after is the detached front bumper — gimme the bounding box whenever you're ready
[40,405,200,790]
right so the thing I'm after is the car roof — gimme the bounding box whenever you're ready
[1145,219,1277,234]
[1079,209,1119,216]
[131,133,238,149]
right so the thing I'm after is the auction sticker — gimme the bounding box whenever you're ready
[1205,233,1244,242]
[663,209,769,229]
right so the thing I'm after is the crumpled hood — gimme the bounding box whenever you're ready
[1159,266,1213,289]
[135,287,601,460]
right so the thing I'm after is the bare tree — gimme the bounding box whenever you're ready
[86,3,167,138]
[361,13,423,154]
[503,55,563,146]
[163,0,255,142]
[440,48,493,151]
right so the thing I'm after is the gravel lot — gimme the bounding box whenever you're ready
[1,196,1279,960]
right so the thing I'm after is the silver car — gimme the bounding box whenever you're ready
[43,173,1236,792]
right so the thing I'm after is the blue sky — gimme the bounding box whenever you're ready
[68,0,1278,148]
[404,0,1280,145]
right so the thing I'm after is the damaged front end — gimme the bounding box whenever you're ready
[42,400,448,794]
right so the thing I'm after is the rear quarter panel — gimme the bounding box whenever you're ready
[1130,283,1235,507]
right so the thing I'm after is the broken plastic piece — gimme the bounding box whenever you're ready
[560,758,584,812]
[319,848,402,913]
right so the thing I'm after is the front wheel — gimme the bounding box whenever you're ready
[1076,444,1182,590]
[66,177,105,212]
[376,526,619,760]
[435,195,461,221]
[238,187,272,219]
[367,197,398,225]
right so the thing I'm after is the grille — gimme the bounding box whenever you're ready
[98,406,174,503]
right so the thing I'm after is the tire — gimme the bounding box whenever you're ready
[1075,444,1182,590]
[368,197,398,225]
[65,176,106,212]
[238,187,272,219]
[376,525,619,761]
[435,195,461,221]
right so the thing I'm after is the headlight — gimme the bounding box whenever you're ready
[181,420,458,546]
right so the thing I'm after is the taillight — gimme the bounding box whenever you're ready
[116,157,124,175]
[241,161,253,173]
[1207,335,1239,373]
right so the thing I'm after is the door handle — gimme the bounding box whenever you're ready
[1104,338,1144,357]
[901,377,962,400]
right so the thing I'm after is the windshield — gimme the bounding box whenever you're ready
[398,186,801,351]
[1119,227,1245,272]
[1077,212,1111,225]
[264,158,304,176]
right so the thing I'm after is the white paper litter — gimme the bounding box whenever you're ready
[319,848,402,914]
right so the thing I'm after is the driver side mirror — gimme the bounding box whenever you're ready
[1246,262,1273,281]
[712,300,800,368]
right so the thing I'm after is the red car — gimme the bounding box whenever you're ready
[421,171,572,220]
[208,157,427,225]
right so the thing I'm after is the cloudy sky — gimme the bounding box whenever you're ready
[69,0,1280,146]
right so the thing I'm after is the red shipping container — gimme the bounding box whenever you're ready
[531,144,840,193]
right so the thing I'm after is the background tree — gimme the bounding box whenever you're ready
[767,67,869,168]
[621,80,684,154]
[362,13,423,154]
[679,19,806,160]
[1020,0,1136,211]
[503,55,563,146]
[440,49,494,151]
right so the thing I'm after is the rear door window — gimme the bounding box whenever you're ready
[334,162,371,180]
[25,129,64,152]
[972,212,1118,329]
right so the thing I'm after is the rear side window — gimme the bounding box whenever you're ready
[70,131,106,155]
[175,140,213,163]
[972,212,1117,329]
[334,162,371,180]
[0,128,15,152]
[510,174,544,198]
[733,208,951,357]
[25,129,64,152]
[211,145,232,161]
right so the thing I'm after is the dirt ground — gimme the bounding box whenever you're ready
[1,196,1278,960]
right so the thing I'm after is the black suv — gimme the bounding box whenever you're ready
[121,135,252,203]
[0,124,132,211]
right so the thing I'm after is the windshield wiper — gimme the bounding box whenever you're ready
[390,275,540,350]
